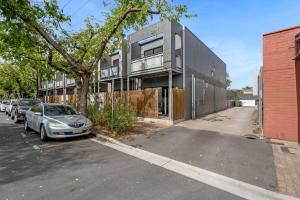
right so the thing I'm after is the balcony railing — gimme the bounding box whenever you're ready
[131,54,163,73]
[66,78,75,85]
[56,80,63,87]
[100,66,119,79]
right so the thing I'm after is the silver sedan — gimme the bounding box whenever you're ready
[24,103,93,141]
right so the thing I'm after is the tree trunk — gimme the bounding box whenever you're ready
[79,74,90,115]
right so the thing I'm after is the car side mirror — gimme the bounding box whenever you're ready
[34,112,42,116]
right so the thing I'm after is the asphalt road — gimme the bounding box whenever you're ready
[123,107,277,191]
[0,112,243,200]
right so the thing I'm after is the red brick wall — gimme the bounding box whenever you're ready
[263,26,300,142]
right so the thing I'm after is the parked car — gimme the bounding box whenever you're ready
[6,99,17,115]
[11,99,41,123]
[0,100,9,112]
[24,103,93,141]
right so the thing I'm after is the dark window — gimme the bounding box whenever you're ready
[144,46,163,57]
[144,49,153,57]
[112,59,119,67]
[297,39,300,55]
[20,99,41,106]
[296,33,300,56]
[153,46,163,54]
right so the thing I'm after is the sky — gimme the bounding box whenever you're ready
[56,0,300,89]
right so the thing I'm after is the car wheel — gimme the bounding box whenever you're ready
[24,120,30,131]
[40,125,48,142]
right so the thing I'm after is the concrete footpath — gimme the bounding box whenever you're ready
[272,139,300,197]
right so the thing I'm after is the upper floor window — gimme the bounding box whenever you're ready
[175,34,182,50]
[296,33,300,57]
[112,59,119,67]
[144,46,163,57]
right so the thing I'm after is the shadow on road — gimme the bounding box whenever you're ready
[0,122,98,185]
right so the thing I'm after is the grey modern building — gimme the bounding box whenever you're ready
[99,20,227,121]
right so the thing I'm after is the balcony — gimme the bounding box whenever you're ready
[56,80,63,88]
[66,78,75,85]
[100,66,119,80]
[131,54,163,74]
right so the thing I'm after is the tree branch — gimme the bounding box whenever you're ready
[77,30,96,64]
[16,14,84,75]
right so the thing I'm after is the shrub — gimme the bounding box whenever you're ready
[88,103,137,134]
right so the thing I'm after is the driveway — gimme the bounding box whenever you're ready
[123,107,277,191]
[178,107,256,136]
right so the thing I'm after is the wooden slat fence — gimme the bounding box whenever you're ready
[104,89,158,118]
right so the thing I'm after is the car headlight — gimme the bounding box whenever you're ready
[86,119,92,126]
[18,109,26,113]
[48,122,69,129]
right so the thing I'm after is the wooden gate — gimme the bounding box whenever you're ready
[172,88,185,121]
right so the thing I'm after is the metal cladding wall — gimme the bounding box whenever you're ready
[184,28,227,119]
[263,26,300,142]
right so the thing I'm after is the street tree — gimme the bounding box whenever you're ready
[226,72,232,89]
[0,0,193,114]
[0,63,37,98]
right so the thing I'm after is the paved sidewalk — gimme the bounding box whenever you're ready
[272,140,300,197]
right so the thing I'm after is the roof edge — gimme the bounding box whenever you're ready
[263,25,300,36]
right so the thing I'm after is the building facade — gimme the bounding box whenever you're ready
[263,25,300,142]
[40,20,227,122]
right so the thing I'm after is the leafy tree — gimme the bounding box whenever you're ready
[0,63,37,99]
[226,72,232,89]
[0,0,192,114]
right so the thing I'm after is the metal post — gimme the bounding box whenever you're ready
[258,70,263,130]
[63,73,66,104]
[121,77,124,101]
[98,60,101,109]
[182,25,186,89]
[169,70,173,121]
[111,78,115,131]
[46,80,48,103]
[192,74,195,120]
[127,76,130,103]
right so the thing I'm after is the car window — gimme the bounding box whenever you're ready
[31,104,42,112]
[44,105,77,116]
[2,101,9,105]
[20,100,41,106]
[10,101,16,105]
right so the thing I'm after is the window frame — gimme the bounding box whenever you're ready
[143,45,163,58]
[296,33,300,58]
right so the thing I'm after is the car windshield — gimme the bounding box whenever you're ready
[2,101,9,105]
[44,105,78,116]
[20,100,41,106]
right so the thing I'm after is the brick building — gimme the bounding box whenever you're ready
[263,25,300,142]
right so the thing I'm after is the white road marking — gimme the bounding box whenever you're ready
[91,135,298,200]
[20,133,26,138]
[32,145,40,150]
